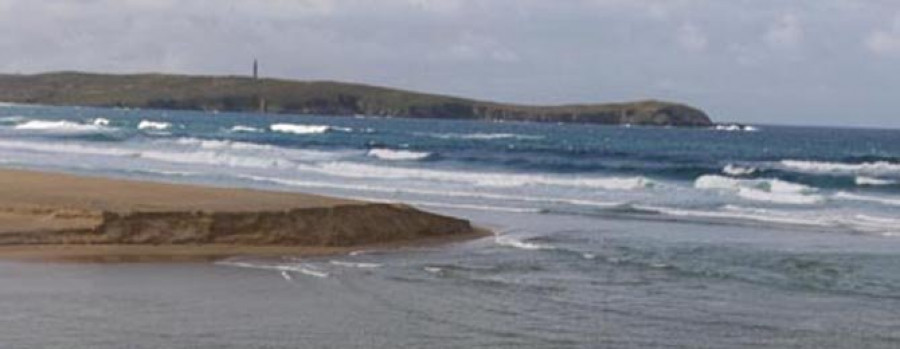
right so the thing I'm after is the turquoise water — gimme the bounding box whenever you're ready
[0,104,899,348]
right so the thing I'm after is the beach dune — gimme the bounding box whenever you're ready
[0,169,481,261]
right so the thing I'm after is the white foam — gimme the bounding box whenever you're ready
[329,260,382,268]
[140,149,294,169]
[853,215,900,235]
[641,204,833,228]
[855,176,896,186]
[92,118,110,126]
[311,162,655,190]
[855,214,900,225]
[410,200,541,213]
[696,175,811,193]
[0,115,27,123]
[13,120,107,133]
[291,266,329,278]
[722,164,757,176]
[173,138,272,151]
[367,148,431,161]
[229,125,263,133]
[239,174,623,209]
[137,120,171,131]
[494,235,553,250]
[781,160,900,175]
[713,124,759,132]
[696,175,821,205]
[695,175,745,190]
[834,192,900,206]
[217,260,329,278]
[736,187,824,205]
[270,123,332,134]
[422,132,543,140]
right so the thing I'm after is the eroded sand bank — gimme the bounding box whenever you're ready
[0,169,484,262]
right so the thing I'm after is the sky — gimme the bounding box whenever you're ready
[1,0,899,127]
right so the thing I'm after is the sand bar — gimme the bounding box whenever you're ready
[0,168,484,262]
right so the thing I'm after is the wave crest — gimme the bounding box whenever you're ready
[722,164,757,176]
[229,125,262,133]
[13,120,109,133]
[367,148,432,161]
[695,175,823,205]
[137,120,171,131]
[270,123,351,134]
[855,176,896,186]
[421,132,543,140]
[781,160,900,175]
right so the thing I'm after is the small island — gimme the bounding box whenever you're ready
[0,169,484,262]
[0,72,712,127]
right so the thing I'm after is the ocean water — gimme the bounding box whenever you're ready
[0,104,899,348]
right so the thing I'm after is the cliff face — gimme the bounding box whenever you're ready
[0,72,713,127]
[0,203,474,247]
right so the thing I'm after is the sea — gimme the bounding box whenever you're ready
[0,103,899,348]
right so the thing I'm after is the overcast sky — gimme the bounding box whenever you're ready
[1,0,899,127]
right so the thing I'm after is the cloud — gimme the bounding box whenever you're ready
[764,13,803,49]
[676,22,708,52]
[1,0,900,127]
[865,14,900,55]
[444,32,520,63]
[404,0,463,14]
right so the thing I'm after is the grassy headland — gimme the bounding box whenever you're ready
[0,72,712,127]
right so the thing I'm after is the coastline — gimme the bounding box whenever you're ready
[0,72,713,127]
[0,168,488,263]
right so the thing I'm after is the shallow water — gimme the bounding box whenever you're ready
[1,105,899,348]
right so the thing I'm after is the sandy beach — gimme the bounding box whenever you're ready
[0,168,484,262]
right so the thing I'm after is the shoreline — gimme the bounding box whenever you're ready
[0,168,489,263]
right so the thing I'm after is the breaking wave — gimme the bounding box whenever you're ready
[780,160,900,175]
[367,148,432,161]
[631,204,900,235]
[137,120,171,131]
[310,162,656,190]
[270,123,352,134]
[712,124,759,132]
[834,192,900,207]
[855,176,896,186]
[12,120,109,133]
[722,164,757,176]
[172,138,273,151]
[229,125,263,133]
[494,235,555,251]
[695,175,824,205]
[421,132,544,140]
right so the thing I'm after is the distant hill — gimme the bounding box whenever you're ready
[0,72,713,127]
